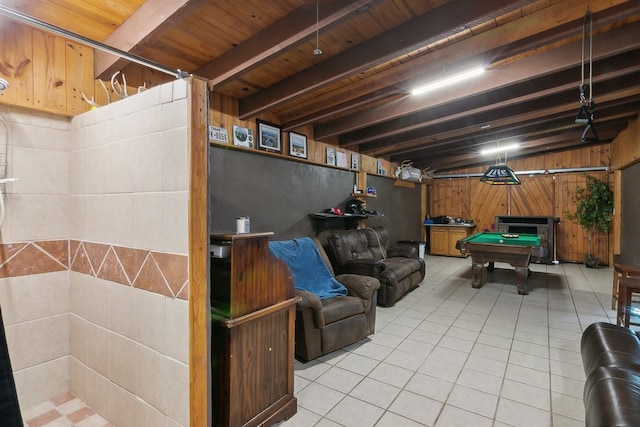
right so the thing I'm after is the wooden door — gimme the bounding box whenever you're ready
[556,172,609,263]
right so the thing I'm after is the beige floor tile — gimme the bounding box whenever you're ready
[435,404,493,427]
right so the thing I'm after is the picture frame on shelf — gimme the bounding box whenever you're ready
[351,153,360,170]
[288,131,307,159]
[232,125,254,148]
[336,151,347,168]
[256,119,282,153]
[326,146,336,166]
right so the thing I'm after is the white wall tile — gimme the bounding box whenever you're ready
[134,288,166,353]
[84,194,133,247]
[85,145,110,194]
[108,139,134,193]
[69,149,88,195]
[12,146,69,195]
[109,281,136,339]
[165,298,189,364]
[69,314,89,366]
[132,192,164,250]
[85,366,111,418]
[0,272,69,325]
[14,356,69,409]
[109,333,137,394]
[135,398,167,427]
[69,356,87,403]
[69,195,87,240]
[135,344,167,414]
[108,382,137,427]
[162,191,188,254]
[161,128,188,192]
[86,323,109,378]
[164,359,189,426]
[161,99,188,132]
[10,194,69,241]
[5,314,70,370]
[132,134,164,193]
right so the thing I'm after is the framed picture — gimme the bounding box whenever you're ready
[326,146,336,166]
[256,119,282,153]
[351,153,360,170]
[232,125,254,148]
[336,151,347,168]
[288,131,307,159]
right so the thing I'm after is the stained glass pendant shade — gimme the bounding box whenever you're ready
[480,163,520,185]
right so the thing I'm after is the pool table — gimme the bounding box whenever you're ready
[455,232,546,295]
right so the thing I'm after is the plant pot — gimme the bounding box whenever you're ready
[584,255,600,268]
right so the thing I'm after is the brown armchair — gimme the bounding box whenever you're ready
[270,237,380,362]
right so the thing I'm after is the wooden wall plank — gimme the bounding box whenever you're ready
[0,22,34,107]
[32,29,66,111]
[65,41,94,115]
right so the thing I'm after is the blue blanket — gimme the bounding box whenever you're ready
[269,238,347,299]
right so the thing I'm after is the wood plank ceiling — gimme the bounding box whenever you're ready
[2,0,639,172]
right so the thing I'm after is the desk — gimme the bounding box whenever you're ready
[456,232,545,295]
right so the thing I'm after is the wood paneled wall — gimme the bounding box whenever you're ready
[430,145,611,264]
[208,91,397,177]
[0,21,94,115]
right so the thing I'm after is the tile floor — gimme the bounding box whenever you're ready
[22,391,112,427]
[279,255,615,427]
[22,255,616,426]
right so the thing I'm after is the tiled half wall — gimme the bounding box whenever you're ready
[0,240,188,300]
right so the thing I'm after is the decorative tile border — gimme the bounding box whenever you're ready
[0,240,188,300]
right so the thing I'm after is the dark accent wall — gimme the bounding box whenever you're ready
[619,162,640,265]
[208,147,422,243]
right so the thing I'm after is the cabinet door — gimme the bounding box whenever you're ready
[430,228,449,255]
[448,229,470,256]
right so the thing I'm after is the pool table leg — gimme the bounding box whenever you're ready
[515,266,529,295]
[471,262,484,288]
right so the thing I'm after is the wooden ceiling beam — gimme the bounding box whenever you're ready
[315,20,640,141]
[201,0,379,88]
[280,0,639,128]
[94,0,209,79]
[355,54,640,154]
[238,0,534,119]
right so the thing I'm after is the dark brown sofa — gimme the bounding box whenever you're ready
[326,226,425,307]
[580,321,640,426]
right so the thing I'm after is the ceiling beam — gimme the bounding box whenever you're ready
[238,0,534,119]
[315,20,640,141]
[201,0,379,88]
[94,0,209,78]
[280,0,639,129]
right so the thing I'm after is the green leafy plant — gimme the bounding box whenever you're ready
[565,173,613,267]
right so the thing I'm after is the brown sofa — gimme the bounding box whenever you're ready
[580,321,640,426]
[327,226,425,307]
[271,237,380,362]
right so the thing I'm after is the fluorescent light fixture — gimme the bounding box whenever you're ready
[411,66,485,96]
[480,143,520,155]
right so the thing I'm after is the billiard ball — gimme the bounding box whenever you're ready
[499,239,504,243]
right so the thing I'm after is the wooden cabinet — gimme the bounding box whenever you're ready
[210,232,298,427]
[429,226,474,257]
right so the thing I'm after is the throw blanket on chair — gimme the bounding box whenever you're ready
[269,238,347,299]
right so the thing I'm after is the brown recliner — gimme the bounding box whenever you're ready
[293,239,380,362]
[327,226,425,307]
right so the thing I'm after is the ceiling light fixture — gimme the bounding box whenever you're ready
[480,143,520,155]
[411,66,485,96]
[313,0,323,55]
[480,143,521,185]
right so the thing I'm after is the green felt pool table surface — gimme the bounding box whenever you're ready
[459,232,542,246]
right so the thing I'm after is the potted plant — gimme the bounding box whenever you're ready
[566,173,613,268]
